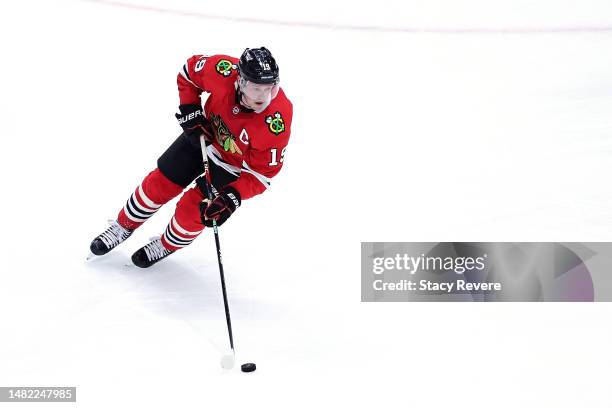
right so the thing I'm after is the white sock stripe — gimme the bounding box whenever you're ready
[164,235,192,248]
[127,197,155,219]
[165,224,195,243]
[171,217,202,236]
[138,185,162,209]
[123,204,146,223]
[163,231,192,247]
[132,193,159,214]
[130,194,157,214]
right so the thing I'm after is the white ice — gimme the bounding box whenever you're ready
[1,0,612,407]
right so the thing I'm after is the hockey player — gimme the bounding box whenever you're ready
[89,47,292,268]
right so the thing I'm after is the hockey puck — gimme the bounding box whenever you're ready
[241,363,256,373]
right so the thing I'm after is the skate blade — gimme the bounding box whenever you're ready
[85,252,134,268]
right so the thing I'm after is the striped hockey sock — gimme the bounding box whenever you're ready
[161,216,203,250]
[119,184,163,229]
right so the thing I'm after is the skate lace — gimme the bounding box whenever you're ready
[99,220,130,248]
[143,238,171,261]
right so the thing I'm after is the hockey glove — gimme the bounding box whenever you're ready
[175,104,214,147]
[197,181,241,227]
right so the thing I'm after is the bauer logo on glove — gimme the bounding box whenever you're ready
[177,109,202,125]
[176,104,214,147]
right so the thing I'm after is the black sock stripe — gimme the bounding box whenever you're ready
[165,226,194,245]
[129,196,157,216]
[125,201,149,221]
[164,232,189,247]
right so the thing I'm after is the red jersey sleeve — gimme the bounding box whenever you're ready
[177,54,239,105]
[228,96,293,200]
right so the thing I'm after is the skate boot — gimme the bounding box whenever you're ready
[131,237,174,268]
[90,220,134,256]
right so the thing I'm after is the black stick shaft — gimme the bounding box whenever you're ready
[213,226,234,350]
[200,136,234,351]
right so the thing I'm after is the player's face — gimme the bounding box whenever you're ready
[238,77,279,113]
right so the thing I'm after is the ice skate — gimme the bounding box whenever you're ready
[131,237,174,268]
[89,220,134,257]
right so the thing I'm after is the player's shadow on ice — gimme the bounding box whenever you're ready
[85,249,277,322]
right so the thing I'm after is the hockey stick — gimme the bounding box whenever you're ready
[199,135,235,369]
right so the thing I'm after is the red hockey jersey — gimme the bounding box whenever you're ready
[177,54,293,201]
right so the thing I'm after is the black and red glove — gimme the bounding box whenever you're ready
[175,104,214,147]
[197,179,241,227]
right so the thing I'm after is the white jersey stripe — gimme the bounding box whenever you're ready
[207,145,241,176]
[179,61,201,89]
[241,160,271,188]
[205,145,271,189]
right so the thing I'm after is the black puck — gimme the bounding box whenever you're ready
[241,363,256,373]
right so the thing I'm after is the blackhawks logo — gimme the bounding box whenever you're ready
[210,113,242,155]
[215,59,237,77]
[265,112,285,135]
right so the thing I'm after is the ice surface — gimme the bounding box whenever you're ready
[1,0,612,407]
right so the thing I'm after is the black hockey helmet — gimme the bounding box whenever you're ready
[238,47,279,85]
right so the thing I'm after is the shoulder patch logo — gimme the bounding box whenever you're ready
[215,59,237,77]
[265,112,285,136]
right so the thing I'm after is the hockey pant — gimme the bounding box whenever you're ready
[117,133,237,251]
